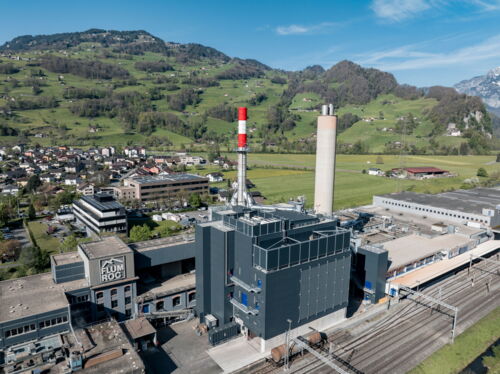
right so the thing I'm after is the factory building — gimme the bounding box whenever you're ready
[73,194,128,237]
[0,235,195,353]
[373,188,500,228]
[195,106,351,351]
[196,207,351,351]
[123,174,209,202]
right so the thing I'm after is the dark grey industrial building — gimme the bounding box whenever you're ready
[195,207,351,351]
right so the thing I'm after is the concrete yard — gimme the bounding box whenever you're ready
[208,336,268,373]
[140,319,222,374]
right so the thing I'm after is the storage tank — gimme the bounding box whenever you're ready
[314,104,337,215]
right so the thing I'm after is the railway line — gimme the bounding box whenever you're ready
[240,253,499,374]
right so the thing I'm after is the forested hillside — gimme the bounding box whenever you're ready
[0,29,495,154]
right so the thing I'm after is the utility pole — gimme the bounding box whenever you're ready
[284,318,292,371]
[452,309,458,343]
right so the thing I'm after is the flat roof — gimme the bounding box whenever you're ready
[79,236,132,260]
[129,234,194,252]
[379,187,500,216]
[127,173,208,185]
[52,251,82,266]
[383,233,472,271]
[123,317,156,340]
[137,273,195,301]
[64,320,145,373]
[393,240,499,288]
[79,194,123,211]
[0,273,69,322]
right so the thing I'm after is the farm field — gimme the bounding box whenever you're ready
[213,154,499,209]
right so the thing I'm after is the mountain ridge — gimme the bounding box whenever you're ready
[0,29,496,154]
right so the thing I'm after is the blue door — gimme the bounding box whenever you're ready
[241,292,248,306]
[142,304,150,313]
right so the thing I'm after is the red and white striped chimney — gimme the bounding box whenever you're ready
[238,107,247,149]
[237,107,248,206]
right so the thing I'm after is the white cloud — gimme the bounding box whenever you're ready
[371,0,500,22]
[358,34,500,71]
[275,22,336,36]
[371,0,431,21]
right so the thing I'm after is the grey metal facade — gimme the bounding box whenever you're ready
[357,246,389,304]
[196,208,351,341]
[0,308,70,350]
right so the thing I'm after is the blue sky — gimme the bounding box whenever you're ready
[1,0,500,87]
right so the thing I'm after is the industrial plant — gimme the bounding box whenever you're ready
[0,106,499,374]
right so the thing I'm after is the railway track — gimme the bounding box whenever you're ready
[240,254,499,374]
[309,256,500,374]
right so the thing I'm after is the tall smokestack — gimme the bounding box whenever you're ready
[237,107,248,206]
[314,104,337,216]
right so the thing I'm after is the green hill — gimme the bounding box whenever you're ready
[0,29,495,154]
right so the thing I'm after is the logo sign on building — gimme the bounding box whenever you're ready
[100,257,125,282]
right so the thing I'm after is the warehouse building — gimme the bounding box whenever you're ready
[373,187,500,228]
[123,174,209,202]
[196,207,351,351]
[73,194,128,237]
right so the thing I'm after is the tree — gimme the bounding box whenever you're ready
[61,235,78,252]
[0,239,21,260]
[477,167,488,178]
[188,193,202,209]
[376,156,384,164]
[129,224,151,243]
[28,204,36,221]
[19,246,49,271]
[26,175,42,193]
[0,203,11,226]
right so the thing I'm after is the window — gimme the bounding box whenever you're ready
[111,289,118,296]
[188,292,196,303]
[156,301,164,311]
[111,300,118,308]
[172,296,181,307]
[124,285,131,293]
[125,309,132,317]
[96,292,103,299]
[125,296,131,305]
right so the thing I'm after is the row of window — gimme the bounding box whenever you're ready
[96,285,131,300]
[383,200,487,224]
[4,316,68,338]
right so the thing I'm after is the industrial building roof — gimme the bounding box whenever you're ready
[79,236,132,259]
[80,194,124,212]
[129,234,195,252]
[127,173,207,184]
[383,233,472,271]
[52,251,82,266]
[404,167,448,173]
[0,273,69,322]
[123,317,156,340]
[380,187,500,215]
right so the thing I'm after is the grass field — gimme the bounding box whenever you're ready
[209,153,499,209]
[410,307,500,374]
[27,221,62,253]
